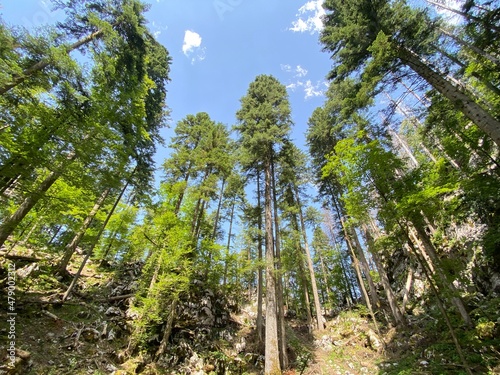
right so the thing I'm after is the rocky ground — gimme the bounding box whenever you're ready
[1,248,499,374]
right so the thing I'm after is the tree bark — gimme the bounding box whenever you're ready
[264,157,281,375]
[295,185,324,331]
[350,226,381,309]
[212,178,226,240]
[398,46,500,147]
[364,225,406,326]
[401,261,414,312]
[340,216,382,337]
[410,223,473,327]
[271,158,288,369]
[223,199,235,286]
[256,172,264,344]
[324,214,355,305]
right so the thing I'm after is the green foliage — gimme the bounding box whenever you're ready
[476,318,495,339]
[235,74,292,165]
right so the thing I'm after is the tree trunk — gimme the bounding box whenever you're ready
[212,178,226,240]
[256,172,264,344]
[340,216,382,337]
[264,157,281,375]
[223,199,235,286]
[0,29,105,95]
[174,169,190,215]
[401,262,414,312]
[435,45,500,97]
[364,225,406,326]
[398,46,500,147]
[300,265,313,331]
[57,187,111,273]
[410,223,473,327]
[440,28,500,65]
[324,211,355,305]
[155,299,179,359]
[0,153,76,248]
[425,0,500,33]
[317,246,334,310]
[388,127,419,168]
[271,158,288,369]
[405,235,474,375]
[350,226,380,309]
[295,185,324,331]
[62,178,129,301]
[47,225,62,246]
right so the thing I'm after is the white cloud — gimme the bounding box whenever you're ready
[182,30,202,55]
[295,65,308,77]
[284,79,326,99]
[182,30,206,64]
[282,62,324,99]
[303,80,325,99]
[289,0,325,34]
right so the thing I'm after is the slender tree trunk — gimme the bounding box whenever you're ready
[329,195,382,337]
[340,216,382,338]
[405,236,474,375]
[350,226,380,309]
[402,262,414,312]
[175,170,190,215]
[318,248,334,309]
[0,29,105,95]
[57,187,111,274]
[0,153,76,248]
[364,225,406,326]
[256,173,264,344]
[212,178,226,240]
[339,250,355,306]
[62,178,129,301]
[21,217,40,244]
[386,90,456,167]
[389,128,419,168]
[398,46,500,146]
[155,299,178,359]
[440,28,500,65]
[425,0,500,33]
[300,266,313,331]
[194,200,206,245]
[191,197,203,236]
[324,211,355,305]
[411,223,473,327]
[0,174,21,196]
[295,186,324,331]
[47,225,62,246]
[435,46,500,97]
[271,158,288,369]
[264,157,281,375]
[223,199,235,286]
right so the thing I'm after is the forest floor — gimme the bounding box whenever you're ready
[1,247,500,374]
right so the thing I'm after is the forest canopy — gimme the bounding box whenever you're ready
[0,0,499,374]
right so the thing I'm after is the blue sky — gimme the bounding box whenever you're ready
[147,0,333,162]
[0,0,333,171]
